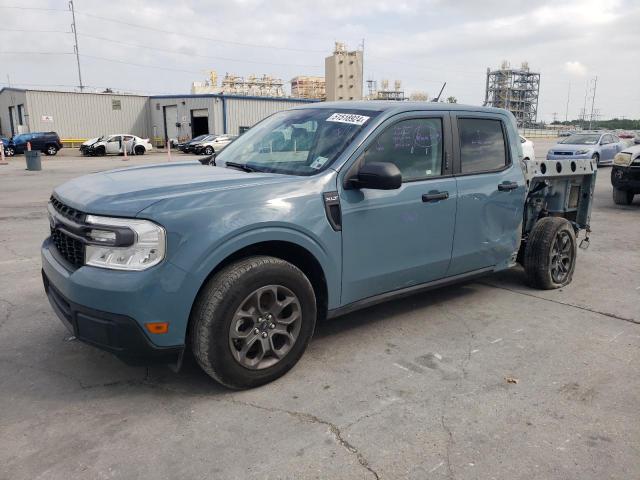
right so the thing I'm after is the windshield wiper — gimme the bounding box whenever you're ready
[225,161,258,173]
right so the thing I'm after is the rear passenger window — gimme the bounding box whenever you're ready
[363,118,443,181]
[458,118,508,174]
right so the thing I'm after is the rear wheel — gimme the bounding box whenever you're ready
[190,256,316,389]
[5,146,14,157]
[44,144,58,156]
[134,145,145,155]
[524,217,577,290]
[612,187,633,205]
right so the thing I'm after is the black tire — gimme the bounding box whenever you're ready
[612,187,633,205]
[134,145,145,156]
[190,256,317,389]
[5,146,15,157]
[204,146,214,156]
[524,217,577,290]
[592,153,599,166]
[44,144,58,156]
[95,146,106,157]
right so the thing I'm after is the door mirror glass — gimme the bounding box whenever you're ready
[352,162,402,190]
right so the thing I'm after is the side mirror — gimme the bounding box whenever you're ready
[350,162,402,190]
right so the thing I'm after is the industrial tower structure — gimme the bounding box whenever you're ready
[325,42,363,101]
[484,61,540,127]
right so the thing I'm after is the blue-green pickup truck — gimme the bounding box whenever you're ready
[42,102,596,388]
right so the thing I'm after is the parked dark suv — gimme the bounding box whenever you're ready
[7,132,63,156]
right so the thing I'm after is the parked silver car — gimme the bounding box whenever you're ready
[546,132,625,166]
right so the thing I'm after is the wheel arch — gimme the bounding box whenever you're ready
[185,239,331,345]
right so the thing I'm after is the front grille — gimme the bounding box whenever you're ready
[49,196,86,267]
[51,229,85,267]
[50,196,85,223]
[554,151,573,156]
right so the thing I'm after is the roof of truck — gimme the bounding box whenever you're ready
[291,100,510,116]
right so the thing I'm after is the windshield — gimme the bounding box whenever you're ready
[216,108,378,176]
[560,134,600,145]
[190,135,207,142]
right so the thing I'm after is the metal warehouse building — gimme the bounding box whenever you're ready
[150,94,315,142]
[0,88,317,145]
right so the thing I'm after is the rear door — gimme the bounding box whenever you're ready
[447,113,526,275]
[339,112,458,305]
[30,133,45,151]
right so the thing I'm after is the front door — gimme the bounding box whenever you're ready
[106,136,122,154]
[339,113,457,305]
[447,113,526,275]
[600,135,616,161]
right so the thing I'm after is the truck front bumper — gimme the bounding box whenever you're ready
[41,238,196,365]
[43,271,183,365]
[611,166,640,191]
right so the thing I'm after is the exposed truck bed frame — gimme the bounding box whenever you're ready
[521,158,597,244]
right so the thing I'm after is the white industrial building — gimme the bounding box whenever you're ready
[0,88,317,145]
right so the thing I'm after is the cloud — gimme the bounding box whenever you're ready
[564,61,588,76]
[0,0,638,120]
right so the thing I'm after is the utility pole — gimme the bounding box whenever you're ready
[69,1,84,92]
[588,76,598,130]
[564,82,571,122]
[581,82,588,130]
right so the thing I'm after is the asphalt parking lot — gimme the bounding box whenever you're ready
[1,142,638,480]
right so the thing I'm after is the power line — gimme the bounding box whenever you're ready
[78,33,322,69]
[0,51,74,55]
[76,11,327,54]
[0,28,70,33]
[80,54,206,75]
[0,5,67,11]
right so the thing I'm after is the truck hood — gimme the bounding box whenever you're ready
[53,161,297,216]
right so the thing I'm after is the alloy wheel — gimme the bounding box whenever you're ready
[550,230,573,284]
[228,285,302,370]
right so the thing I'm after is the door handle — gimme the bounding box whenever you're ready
[422,191,449,202]
[498,182,518,192]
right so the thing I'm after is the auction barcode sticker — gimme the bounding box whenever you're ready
[326,113,370,126]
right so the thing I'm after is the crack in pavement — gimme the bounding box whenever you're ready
[0,359,380,479]
[0,297,17,330]
[225,397,380,480]
[440,414,455,480]
[481,282,639,325]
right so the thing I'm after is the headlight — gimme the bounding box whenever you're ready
[84,215,166,270]
[574,149,590,155]
[613,152,632,166]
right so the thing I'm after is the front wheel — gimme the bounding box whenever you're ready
[592,153,600,166]
[612,187,633,205]
[190,256,317,389]
[204,146,214,156]
[524,217,577,290]
[5,146,15,157]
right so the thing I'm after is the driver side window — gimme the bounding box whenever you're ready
[362,118,443,182]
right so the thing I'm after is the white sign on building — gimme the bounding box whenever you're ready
[41,115,54,123]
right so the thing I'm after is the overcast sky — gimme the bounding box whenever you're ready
[2,0,639,122]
